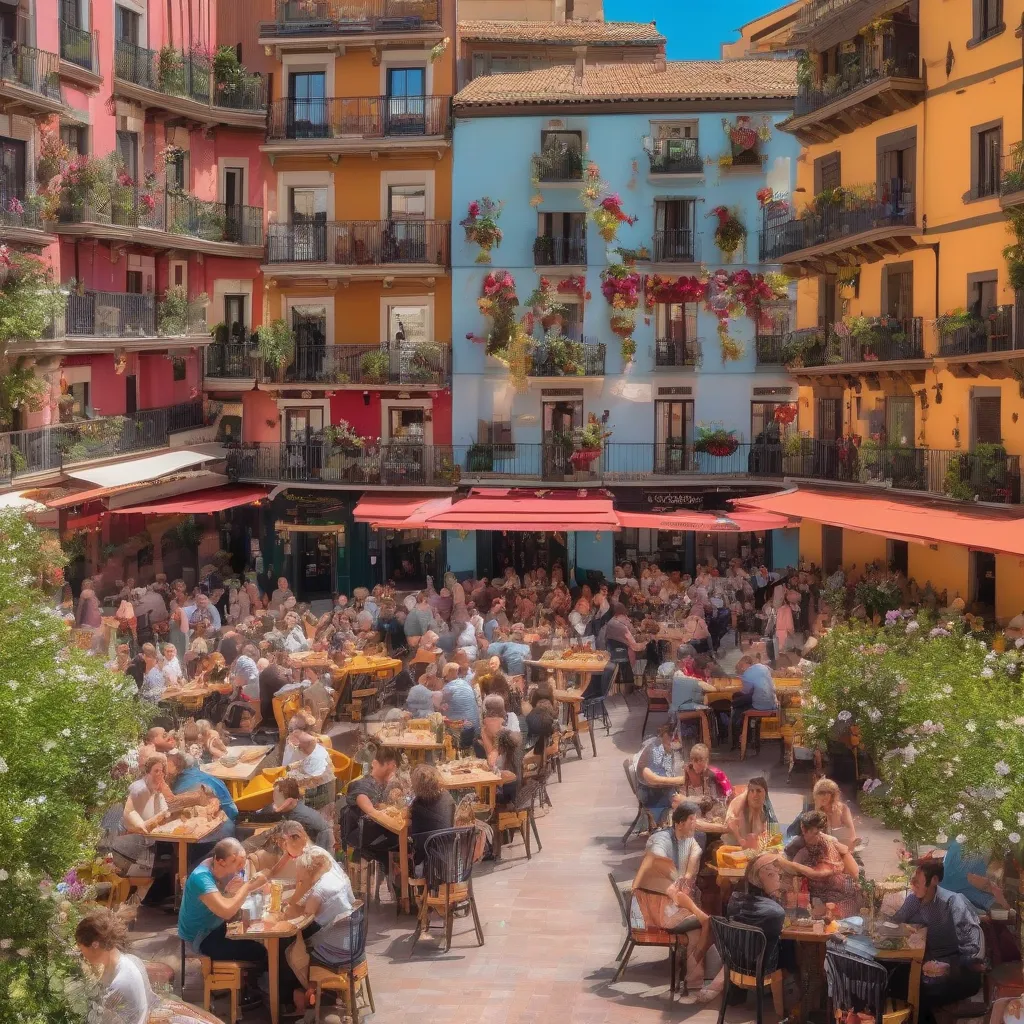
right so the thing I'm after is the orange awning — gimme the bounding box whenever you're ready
[109,485,270,515]
[418,489,620,532]
[733,487,1024,556]
[727,510,796,532]
[352,495,453,529]
[617,510,741,531]
[47,485,119,509]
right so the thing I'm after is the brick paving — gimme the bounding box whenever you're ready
[130,694,906,1023]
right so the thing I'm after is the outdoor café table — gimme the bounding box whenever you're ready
[703,677,802,747]
[371,727,445,762]
[159,682,232,723]
[226,909,314,1024]
[525,652,608,690]
[436,761,504,811]
[128,814,225,902]
[780,921,927,1024]
[362,805,411,915]
[201,745,274,799]
[332,654,402,716]
[553,687,590,758]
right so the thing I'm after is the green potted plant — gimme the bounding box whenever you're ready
[157,286,208,336]
[210,321,228,345]
[466,442,494,472]
[570,413,611,469]
[157,45,186,94]
[694,422,739,457]
[322,420,364,454]
[256,318,295,381]
[782,432,806,475]
[359,349,390,384]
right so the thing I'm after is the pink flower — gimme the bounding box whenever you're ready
[117,172,135,187]
[0,244,12,268]
[467,201,480,219]
[6,197,23,215]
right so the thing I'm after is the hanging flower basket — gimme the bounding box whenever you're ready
[570,448,602,468]
[609,312,635,337]
[694,425,739,457]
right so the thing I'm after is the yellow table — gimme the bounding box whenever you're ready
[200,746,273,799]
[128,814,225,900]
[372,728,446,762]
[437,762,504,810]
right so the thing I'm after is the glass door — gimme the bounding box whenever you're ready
[655,399,693,473]
[542,398,582,479]
[283,407,324,481]
[384,407,426,484]
[289,187,327,262]
[288,71,327,139]
[291,307,327,381]
[387,184,426,261]
[385,67,426,135]
[0,136,26,208]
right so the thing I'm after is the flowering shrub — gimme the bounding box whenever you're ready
[756,186,787,211]
[703,268,789,363]
[474,270,519,357]
[557,275,590,300]
[708,205,746,262]
[580,162,637,244]
[0,511,146,1022]
[600,263,642,363]
[802,617,1024,852]
[459,197,504,264]
[644,274,707,309]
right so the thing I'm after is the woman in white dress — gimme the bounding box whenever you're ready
[112,755,171,878]
[76,909,221,1024]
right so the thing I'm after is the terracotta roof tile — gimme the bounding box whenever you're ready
[453,59,798,107]
[457,19,665,45]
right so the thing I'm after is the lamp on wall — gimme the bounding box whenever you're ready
[362,391,370,406]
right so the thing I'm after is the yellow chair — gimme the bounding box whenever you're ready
[272,692,304,736]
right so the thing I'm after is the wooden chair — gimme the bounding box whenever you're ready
[740,709,782,760]
[612,886,690,997]
[195,956,244,1023]
[710,918,784,1024]
[493,767,547,861]
[678,708,713,749]
[622,757,657,846]
[308,903,374,1023]
[409,827,484,954]
[641,685,670,739]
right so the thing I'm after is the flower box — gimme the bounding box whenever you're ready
[570,448,602,468]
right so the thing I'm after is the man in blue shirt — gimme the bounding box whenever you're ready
[440,672,481,748]
[730,656,777,746]
[166,751,238,854]
[892,861,983,1022]
[480,627,531,679]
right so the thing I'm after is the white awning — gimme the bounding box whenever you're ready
[67,449,217,488]
[0,490,46,511]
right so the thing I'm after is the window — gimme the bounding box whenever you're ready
[387,184,426,219]
[751,401,792,443]
[972,122,1002,199]
[387,304,429,345]
[972,393,1002,445]
[535,130,583,182]
[883,264,913,320]
[287,72,327,138]
[479,419,512,450]
[654,399,694,473]
[115,5,139,44]
[224,295,247,338]
[67,381,90,420]
[535,212,586,266]
[125,271,143,294]
[386,67,425,98]
[169,261,186,289]
[0,136,26,205]
[115,130,138,182]
[61,0,81,27]
[223,167,243,208]
[973,0,1003,42]
[968,273,998,319]
[887,539,909,575]
[654,200,696,262]
[172,357,186,381]
[876,128,916,208]
[817,273,837,327]
[60,125,87,157]
[656,302,697,342]
[166,150,186,192]
[814,151,841,194]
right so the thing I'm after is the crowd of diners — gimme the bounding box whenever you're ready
[63,546,1020,1022]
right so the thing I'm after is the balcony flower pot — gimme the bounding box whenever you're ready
[569,448,601,469]
[609,313,635,337]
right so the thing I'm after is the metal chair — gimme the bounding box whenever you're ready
[494,765,547,861]
[409,827,484,954]
[710,917,784,1024]
[308,902,375,1023]
[612,886,690,996]
[622,757,658,846]
[608,872,632,961]
[642,685,671,739]
[824,940,911,1024]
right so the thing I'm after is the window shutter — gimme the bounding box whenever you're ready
[974,396,1002,444]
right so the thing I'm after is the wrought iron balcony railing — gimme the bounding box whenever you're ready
[267,94,449,140]
[647,138,702,174]
[261,0,442,37]
[265,219,450,266]
[59,20,96,72]
[533,233,587,267]
[0,38,63,102]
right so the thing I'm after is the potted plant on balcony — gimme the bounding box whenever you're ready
[535,328,585,377]
[359,349,390,385]
[475,270,519,358]
[466,442,494,473]
[694,423,739,458]
[256,317,295,382]
[570,413,611,469]
[580,161,636,244]
[600,262,641,364]
[157,45,186,94]
[782,432,807,475]
[322,420,364,455]
[157,285,208,336]
[407,342,442,383]
[460,197,504,264]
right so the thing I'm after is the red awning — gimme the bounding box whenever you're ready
[109,485,270,515]
[617,510,741,531]
[352,495,454,529]
[726,510,795,532]
[418,490,620,532]
[732,487,1024,556]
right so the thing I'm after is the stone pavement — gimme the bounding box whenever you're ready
[130,693,907,1023]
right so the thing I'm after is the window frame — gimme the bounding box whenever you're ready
[969,0,1004,45]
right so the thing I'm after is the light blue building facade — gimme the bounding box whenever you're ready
[448,64,802,580]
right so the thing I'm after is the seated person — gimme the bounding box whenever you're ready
[245,776,333,850]
[680,743,732,803]
[339,747,400,900]
[633,723,686,825]
[479,627,532,684]
[439,669,481,748]
[281,711,318,768]
[177,838,274,978]
[787,810,861,917]
[181,719,227,764]
[406,663,442,717]
[165,750,237,845]
[483,692,520,735]
[474,703,522,805]
[286,732,332,787]
[138,725,177,766]
[730,656,778,745]
[409,763,456,867]
[785,777,857,848]
[922,841,1003,914]
[106,755,171,884]
[891,861,983,1020]
[724,776,777,849]
[671,668,716,722]
[523,682,560,755]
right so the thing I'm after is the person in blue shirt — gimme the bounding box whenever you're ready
[440,673,481,748]
[730,656,777,746]
[480,627,531,680]
[166,751,238,858]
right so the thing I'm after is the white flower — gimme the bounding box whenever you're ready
[906,621,920,633]
[995,761,1012,777]
[0,757,7,774]
[965,721,977,733]
[1017,638,1024,649]
[951,812,963,822]
[993,819,1004,832]
[1017,812,1024,826]
[41,741,55,753]
[60,728,71,738]
[96,781,106,791]
[16,948,29,957]
[1011,833,1022,845]
[981,667,995,679]
[0,938,10,949]
[0,869,7,881]
[867,707,882,723]
[903,803,914,817]
[838,710,852,722]
[956,834,968,844]
[936,832,948,844]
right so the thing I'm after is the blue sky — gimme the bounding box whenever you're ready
[603,0,783,59]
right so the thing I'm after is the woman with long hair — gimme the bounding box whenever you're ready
[724,776,779,849]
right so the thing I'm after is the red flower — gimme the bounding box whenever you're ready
[467,201,480,219]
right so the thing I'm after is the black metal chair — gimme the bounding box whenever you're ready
[622,757,658,846]
[608,872,632,962]
[824,940,911,1024]
[308,902,375,1023]
[410,827,484,954]
[710,917,784,1024]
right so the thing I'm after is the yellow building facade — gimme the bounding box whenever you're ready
[758,0,1024,619]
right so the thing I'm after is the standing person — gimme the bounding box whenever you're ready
[76,584,103,630]
[603,603,647,690]
[439,666,482,748]
[139,644,166,702]
[403,592,439,645]
[268,576,293,614]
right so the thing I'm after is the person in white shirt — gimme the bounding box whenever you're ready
[140,644,166,702]
[159,643,182,687]
[281,611,310,653]
[183,593,222,631]
[287,732,331,785]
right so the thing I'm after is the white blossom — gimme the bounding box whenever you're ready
[0,869,7,881]
[956,834,968,844]
[60,728,71,738]
[867,707,882,723]
[951,811,963,822]
[1011,833,1022,845]
[903,803,914,817]
[936,832,948,844]
[995,761,1012,777]
[965,721,977,733]
[16,948,29,957]
[838,710,852,722]
[993,819,1004,832]
[0,757,7,774]
[0,939,10,949]
[981,667,995,679]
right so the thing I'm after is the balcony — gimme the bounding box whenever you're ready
[785,316,926,381]
[654,338,701,368]
[1001,146,1024,209]
[0,39,65,115]
[533,234,587,268]
[54,187,265,256]
[528,338,605,378]
[259,0,443,46]
[783,29,922,143]
[113,40,266,127]
[58,22,100,84]
[264,95,450,154]
[0,401,204,486]
[0,189,55,248]
[936,305,1024,378]
[651,229,700,265]
[264,220,450,278]
[759,183,920,273]
[755,329,789,365]
[647,138,703,176]
[791,0,909,50]
[531,147,584,183]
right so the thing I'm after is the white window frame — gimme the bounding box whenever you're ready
[281,53,335,97]
[168,260,187,292]
[381,397,433,446]
[380,170,434,220]
[212,279,255,329]
[276,400,331,444]
[276,170,334,223]
[218,157,249,207]
[379,294,434,345]
[378,50,432,96]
